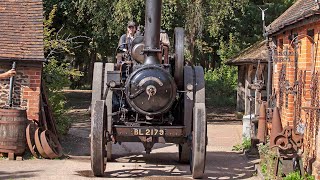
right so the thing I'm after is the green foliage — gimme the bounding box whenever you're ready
[218,33,241,62]
[283,171,303,180]
[306,174,316,180]
[258,143,278,180]
[43,6,83,135]
[232,138,251,151]
[283,171,315,180]
[43,0,296,86]
[43,59,81,135]
[261,162,267,174]
[42,0,297,102]
[205,64,237,107]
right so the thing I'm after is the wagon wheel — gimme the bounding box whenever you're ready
[34,128,48,158]
[178,66,194,163]
[174,27,185,90]
[104,63,114,161]
[40,130,62,159]
[26,122,40,158]
[190,66,207,179]
[91,100,107,177]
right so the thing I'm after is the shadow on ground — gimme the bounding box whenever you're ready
[74,151,256,179]
[64,90,92,110]
[0,170,43,179]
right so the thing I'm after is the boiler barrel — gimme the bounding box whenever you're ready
[0,108,27,155]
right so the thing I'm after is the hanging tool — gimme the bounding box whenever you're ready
[8,61,16,107]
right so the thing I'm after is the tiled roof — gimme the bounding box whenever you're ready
[266,0,320,35]
[226,40,268,66]
[0,0,44,61]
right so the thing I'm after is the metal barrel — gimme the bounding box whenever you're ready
[257,103,266,143]
[143,0,162,65]
[0,108,27,155]
[269,107,283,147]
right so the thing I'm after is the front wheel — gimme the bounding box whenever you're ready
[91,100,107,176]
[190,103,207,179]
[190,66,207,179]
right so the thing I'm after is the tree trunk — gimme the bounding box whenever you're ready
[88,48,96,88]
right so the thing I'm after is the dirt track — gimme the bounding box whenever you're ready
[0,91,259,180]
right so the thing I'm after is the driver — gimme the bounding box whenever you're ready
[118,21,137,52]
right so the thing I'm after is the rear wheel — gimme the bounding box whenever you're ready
[91,100,107,177]
[178,66,194,163]
[174,27,185,90]
[104,63,114,161]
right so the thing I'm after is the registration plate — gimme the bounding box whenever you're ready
[132,128,165,136]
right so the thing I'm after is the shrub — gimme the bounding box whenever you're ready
[43,59,82,135]
[205,64,237,107]
[43,5,83,135]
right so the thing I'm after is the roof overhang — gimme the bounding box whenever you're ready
[267,12,320,36]
[0,57,45,62]
[226,58,268,66]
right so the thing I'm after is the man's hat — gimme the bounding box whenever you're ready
[127,21,136,27]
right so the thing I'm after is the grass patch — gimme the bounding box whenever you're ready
[232,137,251,151]
[283,171,315,180]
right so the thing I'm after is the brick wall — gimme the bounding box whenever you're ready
[0,62,42,121]
[271,21,320,177]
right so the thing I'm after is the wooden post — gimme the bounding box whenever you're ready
[245,65,253,115]
[237,66,246,112]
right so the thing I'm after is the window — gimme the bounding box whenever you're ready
[307,29,314,40]
[279,38,284,52]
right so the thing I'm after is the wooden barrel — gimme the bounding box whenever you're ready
[0,108,27,154]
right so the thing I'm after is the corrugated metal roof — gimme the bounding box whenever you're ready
[266,0,320,35]
[0,0,44,61]
[226,40,268,66]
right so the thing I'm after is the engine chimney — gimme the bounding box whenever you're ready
[143,0,162,65]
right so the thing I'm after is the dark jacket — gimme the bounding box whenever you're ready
[118,34,134,51]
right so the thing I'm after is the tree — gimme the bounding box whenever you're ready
[42,0,296,87]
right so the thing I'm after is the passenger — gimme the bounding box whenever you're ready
[118,21,137,52]
[160,29,170,47]
[0,69,16,79]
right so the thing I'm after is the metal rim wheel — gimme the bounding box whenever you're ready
[91,100,107,177]
[174,27,185,90]
[190,66,207,179]
[104,63,114,161]
[178,66,194,163]
[34,128,48,158]
[40,130,63,159]
[26,122,40,158]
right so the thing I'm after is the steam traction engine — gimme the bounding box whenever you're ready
[90,0,207,178]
